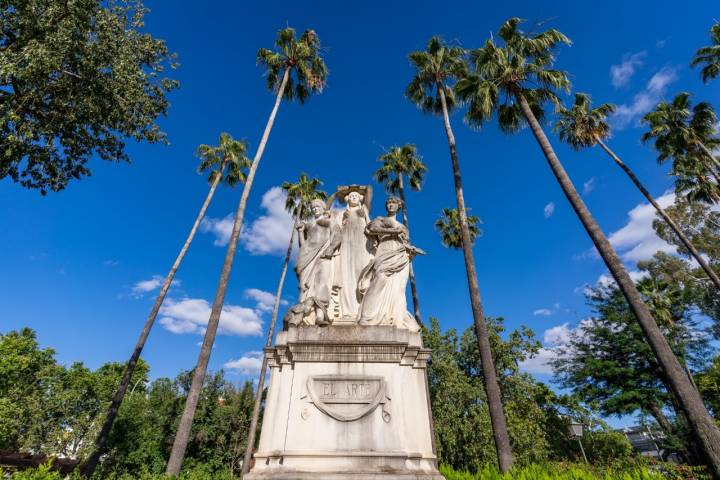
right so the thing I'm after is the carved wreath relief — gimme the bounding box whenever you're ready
[301,375,391,423]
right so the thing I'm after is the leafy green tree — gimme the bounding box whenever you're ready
[0,0,178,194]
[406,36,513,471]
[435,207,482,249]
[692,22,720,83]
[698,355,720,417]
[242,173,326,472]
[642,93,720,204]
[456,17,720,473]
[374,144,427,323]
[552,279,711,463]
[167,27,327,476]
[82,133,249,477]
[554,93,720,291]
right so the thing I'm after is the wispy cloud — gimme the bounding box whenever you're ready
[132,275,165,296]
[610,51,646,88]
[103,259,120,267]
[583,177,596,195]
[612,66,678,129]
[244,288,287,313]
[543,202,555,219]
[224,351,263,375]
[201,214,234,247]
[608,191,677,262]
[533,308,553,316]
[159,297,263,336]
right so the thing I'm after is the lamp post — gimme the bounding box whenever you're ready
[568,420,588,464]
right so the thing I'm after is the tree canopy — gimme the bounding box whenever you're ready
[0,0,178,194]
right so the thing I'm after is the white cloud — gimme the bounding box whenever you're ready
[520,321,588,375]
[245,288,287,313]
[533,308,552,316]
[201,213,234,247]
[610,51,646,88]
[241,187,294,256]
[608,191,677,262]
[583,177,596,195]
[612,66,678,129]
[159,297,263,337]
[543,202,555,219]
[224,351,263,375]
[543,323,571,345]
[519,348,556,375]
[132,275,164,296]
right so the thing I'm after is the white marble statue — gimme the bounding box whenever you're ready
[356,197,424,332]
[285,199,337,327]
[323,188,373,320]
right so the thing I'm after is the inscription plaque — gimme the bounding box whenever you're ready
[305,375,390,422]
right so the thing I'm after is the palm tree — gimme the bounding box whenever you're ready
[406,36,513,472]
[435,207,482,248]
[80,133,249,477]
[456,17,720,475]
[374,144,427,324]
[241,173,326,474]
[554,93,720,292]
[692,22,720,83]
[165,27,327,476]
[642,93,720,203]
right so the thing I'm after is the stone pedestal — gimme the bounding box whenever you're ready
[245,325,443,480]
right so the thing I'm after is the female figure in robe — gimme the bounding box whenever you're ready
[356,197,422,332]
[323,190,373,320]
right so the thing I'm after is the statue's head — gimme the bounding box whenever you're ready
[385,196,403,215]
[345,191,364,207]
[310,199,326,217]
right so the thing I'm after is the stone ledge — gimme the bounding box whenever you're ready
[267,325,430,367]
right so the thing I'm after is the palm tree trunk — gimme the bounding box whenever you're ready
[596,138,720,292]
[165,67,291,476]
[516,91,720,477]
[241,226,295,474]
[437,83,513,473]
[695,141,720,186]
[396,174,422,325]
[80,161,227,478]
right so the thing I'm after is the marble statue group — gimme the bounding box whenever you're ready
[284,184,424,332]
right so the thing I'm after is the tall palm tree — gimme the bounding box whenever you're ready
[165,27,327,476]
[406,36,514,472]
[374,144,427,324]
[554,93,720,292]
[692,22,720,83]
[241,173,326,474]
[435,207,482,248]
[642,93,720,203]
[80,133,249,477]
[456,17,720,475]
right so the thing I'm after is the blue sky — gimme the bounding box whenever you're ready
[2,0,718,426]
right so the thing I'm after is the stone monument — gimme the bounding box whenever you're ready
[246,186,443,480]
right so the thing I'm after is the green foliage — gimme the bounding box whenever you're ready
[0,328,255,478]
[257,27,327,103]
[554,93,615,149]
[641,93,720,204]
[423,318,628,471]
[435,207,482,249]
[456,17,571,132]
[0,0,178,194]
[374,144,427,195]
[691,22,720,83]
[196,133,250,187]
[405,36,467,115]
[439,462,688,480]
[281,173,327,221]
